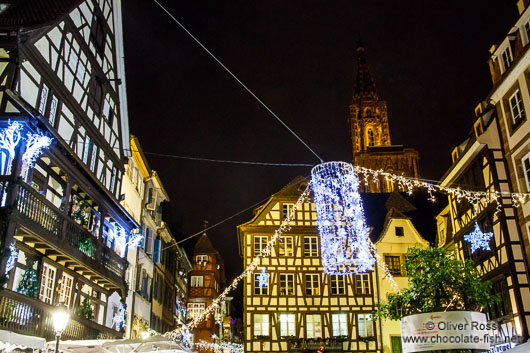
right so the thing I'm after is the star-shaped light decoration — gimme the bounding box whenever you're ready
[464,222,493,253]
[258,267,270,287]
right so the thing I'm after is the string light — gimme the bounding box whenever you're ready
[5,243,18,277]
[258,267,270,287]
[112,302,126,329]
[311,162,374,275]
[195,340,244,353]
[464,222,493,253]
[21,131,52,180]
[165,184,311,339]
[0,121,22,175]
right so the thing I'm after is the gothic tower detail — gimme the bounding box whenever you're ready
[350,42,420,192]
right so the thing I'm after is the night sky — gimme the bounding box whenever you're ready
[122,1,518,314]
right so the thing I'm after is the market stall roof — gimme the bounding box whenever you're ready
[47,335,190,353]
[504,341,530,352]
[0,330,46,351]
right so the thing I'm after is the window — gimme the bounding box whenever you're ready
[38,84,49,114]
[254,314,269,337]
[488,279,512,320]
[509,90,526,125]
[39,263,56,304]
[83,136,93,165]
[153,238,160,263]
[358,313,374,337]
[254,273,268,295]
[187,303,205,320]
[330,275,345,295]
[501,46,513,72]
[282,203,294,220]
[88,76,103,115]
[306,314,322,339]
[58,273,74,307]
[279,236,294,256]
[305,274,320,295]
[191,276,203,287]
[279,273,294,295]
[367,128,375,147]
[254,235,268,256]
[279,313,295,337]
[49,96,58,126]
[395,226,404,236]
[522,153,530,192]
[332,313,348,336]
[304,236,319,257]
[355,274,371,295]
[196,255,208,265]
[90,13,107,55]
[391,336,403,353]
[385,256,401,276]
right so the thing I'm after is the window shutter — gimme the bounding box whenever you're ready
[153,238,160,263]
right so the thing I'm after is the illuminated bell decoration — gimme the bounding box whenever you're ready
[311,161,374,275]
[464,222,493,253]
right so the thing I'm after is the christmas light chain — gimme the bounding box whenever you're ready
[195,340,244,353]
[353,166,530,209]
[164,185,311,340]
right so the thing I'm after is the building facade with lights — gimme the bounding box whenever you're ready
[350,43,419,193]
[0,0,140,342]
[436,104,530,344]
[487,0,530,286]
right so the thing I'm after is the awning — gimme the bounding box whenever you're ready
[46,335,190,353]
[504,341,530,352]
[0,330,46,351]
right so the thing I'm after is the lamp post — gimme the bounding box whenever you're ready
[51,303,70,353]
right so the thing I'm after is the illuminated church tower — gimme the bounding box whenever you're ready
[350,42,420,192]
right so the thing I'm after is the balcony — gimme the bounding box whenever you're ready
[288,338,343,352]
[0,289,122,340]
[1,177,127,292]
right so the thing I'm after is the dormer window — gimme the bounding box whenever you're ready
[501,46,513,72]
[509,89,525,126]
[395,226,404,236]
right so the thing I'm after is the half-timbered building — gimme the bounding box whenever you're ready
[0,0,138,341]
[436,105,530,346]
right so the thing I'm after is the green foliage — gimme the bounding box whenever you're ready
[16,260,39,298]
[79,296,93,320]
[78,234,93,257]
[375,247,500,320]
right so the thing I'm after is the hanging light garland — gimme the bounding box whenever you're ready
[5,242,18,277]
[464,222,494,253]
[195,340,244,353]
[311,161,374,275]
[165,184,311,340]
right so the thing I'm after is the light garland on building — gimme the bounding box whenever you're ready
[311,162,374,275]
[0,121,22,175]
[195,340,244,353]
[21,131,52,180]
[112,302,126,329]
[464,222,494,253]
[5,242,18,277]
[257,267,270,287]
[165,185,311,340]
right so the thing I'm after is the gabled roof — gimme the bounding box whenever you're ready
[0,0,82,30]
[385,191,417,213]
[193,232,219,255]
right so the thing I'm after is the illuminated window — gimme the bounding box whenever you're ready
[523,152,530,192]
[190,276,203,287]
[279,273,294,295]
[509,89,525,125]
[254,235,268,256]
[355,274,370,295]
[332,313,348,336]
[385,256,401,276]
[306,314,322,339]
[303,236,319,257]
[187,303,205,320]
[58,273,74,307]
[282,203,295,220]
[279,313,295,337]
[279,236,294,256]
[358,313,374,337]
[254,274,268,295]
[39,263,56,304]
[254,314,269,337]
[196,255,208,264]
[305,274,320,295]
[330,275,345,295]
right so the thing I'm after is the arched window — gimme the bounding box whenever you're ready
[367,129,375,147]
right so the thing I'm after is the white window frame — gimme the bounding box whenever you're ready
[306,314,322,339]
[358,313,374,337]
[355,273,371,295]
[38,84,49,114]
[254,274,268,295]
[196,255,208,264]
[522,152,530,192]
[509,89,526,125]
[305,273,320,295]
[187,303,205,320]
[279,236,294,256]
[279,313,296,337]
[501,46,513,72]
[332,313,348,337]
[303,236,319,257]
[330,275,345,295]
[254,314,269,337]
[190,275,203,287]
[282,203,295,220]
[58,272,74,307]
[279,273,294,296]
[39,263,56,304]
[253,235,268,256]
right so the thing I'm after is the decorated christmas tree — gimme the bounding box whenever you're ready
[79,296,94,320]
[16,261,39,298]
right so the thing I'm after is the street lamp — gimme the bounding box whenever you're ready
[51,303,70,353]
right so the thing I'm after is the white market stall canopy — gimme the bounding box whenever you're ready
[0,329,46,352]
[46,335,189,353]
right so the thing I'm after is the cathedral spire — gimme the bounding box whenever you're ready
[353,40,378,101]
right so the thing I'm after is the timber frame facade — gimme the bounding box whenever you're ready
[0,0,137,340]
[437,106,530,343]
[238,177,380,353]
